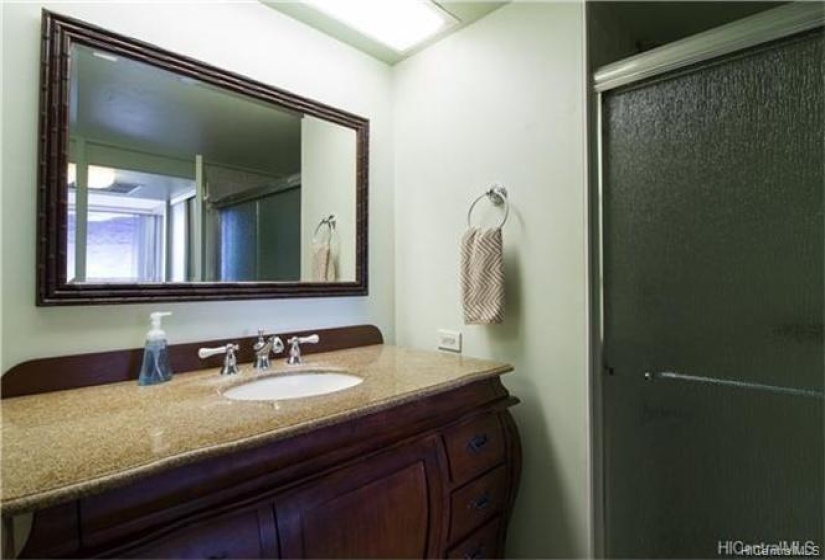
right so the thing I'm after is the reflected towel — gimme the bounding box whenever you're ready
[312,242,336,282]
[460,227,504,324]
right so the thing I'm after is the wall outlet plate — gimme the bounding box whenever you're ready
[437,329,462,352]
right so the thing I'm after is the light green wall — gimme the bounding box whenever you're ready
[0,1,396,371]
[300,116,358,282]
[394,3,590,557]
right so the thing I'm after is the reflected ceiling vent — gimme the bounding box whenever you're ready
[69,182,142,195]
[106,183,142,195]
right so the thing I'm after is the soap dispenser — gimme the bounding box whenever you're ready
[138,311,173,386]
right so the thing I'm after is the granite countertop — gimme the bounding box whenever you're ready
[0,344,512,516]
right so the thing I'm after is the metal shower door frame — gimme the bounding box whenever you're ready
[587,4,825,556]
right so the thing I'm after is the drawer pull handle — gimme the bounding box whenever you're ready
[466,434,489,454]
[468,492,492,510]
[207,553,228,560]
[463,544,485,559]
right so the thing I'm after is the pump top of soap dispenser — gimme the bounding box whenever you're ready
[147,311,172,340]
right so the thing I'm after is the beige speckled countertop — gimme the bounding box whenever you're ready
[1,344,512,516]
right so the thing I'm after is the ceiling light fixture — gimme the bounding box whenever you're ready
[67,163,117,190]
[88,166,116,189]
[305,0,456,53]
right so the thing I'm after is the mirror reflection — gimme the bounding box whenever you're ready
[67,43,357,284]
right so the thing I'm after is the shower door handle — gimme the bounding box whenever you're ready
[644,370,824,399]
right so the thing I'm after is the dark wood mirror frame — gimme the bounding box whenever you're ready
[37,10,369,306]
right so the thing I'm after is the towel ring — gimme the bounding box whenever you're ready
[467,185,509,228]
[313,215,336,243]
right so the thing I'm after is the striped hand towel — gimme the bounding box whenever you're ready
[312,241,336,282]
[460,227,504,324]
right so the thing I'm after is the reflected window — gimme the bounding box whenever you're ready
[68,209,162,282]
[67,163,195,283]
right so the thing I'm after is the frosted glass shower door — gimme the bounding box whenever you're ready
[600,28,824,558]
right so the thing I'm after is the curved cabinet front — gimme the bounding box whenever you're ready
[275,437,443,559]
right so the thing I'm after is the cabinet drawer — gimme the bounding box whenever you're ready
[449,465,507,542]
[446,517,502,559]
[443,414,505,484]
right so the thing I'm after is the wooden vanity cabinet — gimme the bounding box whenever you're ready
[17,378,520,559]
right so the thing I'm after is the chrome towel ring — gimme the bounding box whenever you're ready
[467,185,509,228]
[313,215,336,242]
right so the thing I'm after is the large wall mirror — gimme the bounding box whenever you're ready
[37,11,368,305]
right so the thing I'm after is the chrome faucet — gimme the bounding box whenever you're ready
[286,334,320,365]
[253,330,284,371]
[198,343,240,375]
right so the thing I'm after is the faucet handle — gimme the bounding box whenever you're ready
[198,345,232,359]
[285,334,319,366]
[198,343,240,375]
[288,334,320,345]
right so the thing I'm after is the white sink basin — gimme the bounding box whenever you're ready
[222,372,363,401]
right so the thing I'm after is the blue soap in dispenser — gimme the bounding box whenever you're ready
[138,311,173,386]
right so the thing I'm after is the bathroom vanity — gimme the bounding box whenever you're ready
[1,326,521,559]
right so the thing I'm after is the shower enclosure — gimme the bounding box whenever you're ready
[593,5,824,557]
